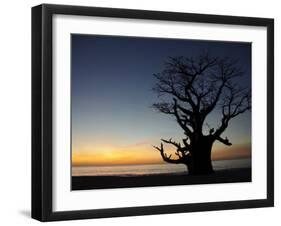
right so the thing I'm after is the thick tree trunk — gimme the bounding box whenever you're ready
[188,137,214,175]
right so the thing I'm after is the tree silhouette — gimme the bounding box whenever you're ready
[153,53,251,175]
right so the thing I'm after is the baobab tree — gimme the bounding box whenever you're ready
[153,53,251,175]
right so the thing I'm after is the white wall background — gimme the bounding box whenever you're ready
[0,0,279,225]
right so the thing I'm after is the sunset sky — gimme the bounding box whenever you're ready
[71,34,251,166]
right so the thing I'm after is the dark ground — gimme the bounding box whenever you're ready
[72,168,251,190]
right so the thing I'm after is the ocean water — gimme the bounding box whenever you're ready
[72,158,251,177]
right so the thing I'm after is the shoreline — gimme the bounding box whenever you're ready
[72,167,251,190]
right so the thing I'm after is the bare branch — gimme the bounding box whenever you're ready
[161,138,181,149]
[173,98,193,135]
[213,86,251,139]
[153,143,183,164]
[152,102,174,115]
[216,136,232,146]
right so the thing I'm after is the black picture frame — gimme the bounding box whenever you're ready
[32,4,274,222]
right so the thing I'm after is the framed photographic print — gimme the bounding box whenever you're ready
[32,4,274,221]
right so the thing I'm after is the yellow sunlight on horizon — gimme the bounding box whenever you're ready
[72,142,251,166]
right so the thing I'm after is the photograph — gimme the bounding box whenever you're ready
[31,3,274,221]
[71,34,252,190]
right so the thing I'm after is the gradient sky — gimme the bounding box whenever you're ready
[71,34,251,166]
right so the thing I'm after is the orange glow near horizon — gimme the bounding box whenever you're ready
[72,142,251,166]
[72,142,163,166]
